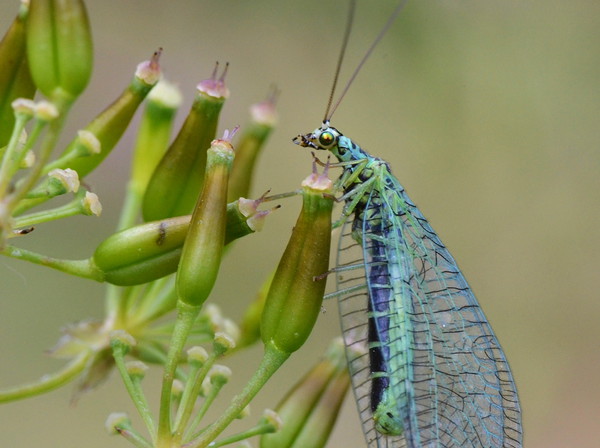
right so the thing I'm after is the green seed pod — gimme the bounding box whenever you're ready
[0,1,36,147]
[142,65,229,221]
[49,51,162,178]
[260,338,351,448]
[227,93,277,202]
[176,131,235,307]
[26,0,93,103]
[260,167,333,355]
[91,194,262,286]
[92,215,191,286]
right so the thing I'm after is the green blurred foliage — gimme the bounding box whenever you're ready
[1,1,598,447]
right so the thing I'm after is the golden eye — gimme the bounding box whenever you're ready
[318,131,335,147]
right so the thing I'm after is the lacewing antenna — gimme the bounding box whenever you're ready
[325,0,409,122]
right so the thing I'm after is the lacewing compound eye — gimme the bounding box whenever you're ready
[318,131,335,147]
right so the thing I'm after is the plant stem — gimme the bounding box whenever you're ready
[156,301,201,447]
[112,344,156,441]
[129,276,176,326]
[0,115,33,198]
[117,180,144,231]
[208,422,274,448]
[1,244,102,280]
[13,197,87,227]
[173,352,217,443]
[8,98,72,209]
[0,352,90,403]
[189,346,289,448]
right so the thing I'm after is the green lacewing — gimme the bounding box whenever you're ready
[293,1,522,446]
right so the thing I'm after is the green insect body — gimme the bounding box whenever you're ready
[294,122,522,447]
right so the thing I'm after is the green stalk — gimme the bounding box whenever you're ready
[1,244,102,280]
[112,344,156,441]
[190,346,289,448]
[184,379,221,441]
[156,302,201,446]
[127,276,176,326]
[172,352,217,442]
[0,114,34,198]
[117,429,153,448]
[8,98,71,209]
[0,351,90,403]
[209,423,275,448]
[13,195,89,227]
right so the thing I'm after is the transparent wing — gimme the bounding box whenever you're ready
[337,170,522,448]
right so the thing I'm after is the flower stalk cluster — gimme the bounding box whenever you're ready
[0,1,351,447]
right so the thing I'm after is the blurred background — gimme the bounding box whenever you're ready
[1,0,599,446]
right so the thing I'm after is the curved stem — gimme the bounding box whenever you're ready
[1,244,103,281]
[0,351,90,403]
